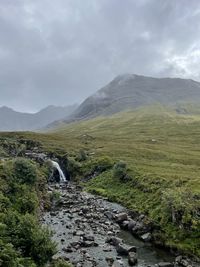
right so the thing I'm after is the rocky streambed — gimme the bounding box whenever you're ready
[42,183,193,267]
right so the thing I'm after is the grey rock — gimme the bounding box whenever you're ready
[128,220,137,231]
[141,232,152,242]
[128,252,138,266]
[115,213,128,223]
[158,262,174,267]
[116,243,129,256]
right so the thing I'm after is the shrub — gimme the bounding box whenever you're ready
[14,190,38,214]
[13,158,38,185]
[93,156,113,173]
[162,188,200,230]
[77,149,87,161]
[0,193,11,212]
[11,213,56,266]
[50,190,62,207]
[113,161,127,180]
[67,157,81,178]
[0,240,19,267]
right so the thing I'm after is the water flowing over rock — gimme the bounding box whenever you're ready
[51,160,66,182]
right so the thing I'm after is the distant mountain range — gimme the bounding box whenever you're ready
[0,104,77,131]
[59,74,200,124]
[2,74,200,131]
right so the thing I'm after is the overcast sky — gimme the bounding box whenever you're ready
[0,0,200,112]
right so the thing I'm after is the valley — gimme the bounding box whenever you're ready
[0,105,199,265]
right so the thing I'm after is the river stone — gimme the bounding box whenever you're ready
[62,246,73,253]
[83,235,94,241]
[122,220,130,229]
[128,252,138,266]
[128,220,137,231]
[141,232,152,242]
[106,237,122,246]
[76,230,85,236]
[158,263,174,267]
[116,243,129,255]
[106,256,115,264]
[104,211,114,220]
[115,212,128,223]
[128,246,137,253]
[82,241,94,247]
[175,256,191,267]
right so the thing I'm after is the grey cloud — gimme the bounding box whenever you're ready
[0,0,200,112]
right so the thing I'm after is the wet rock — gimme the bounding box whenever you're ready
[106,256,115,265]
[102,246,112,252]
[83,235,95,241]
[128,246,137,253]
[81,241,94,247]
[76,230,85,236]
[105,211,114,220]
[141,232,152,242]
[112,259,124,266]
[128,220,137,231]
[62,246,73,253]
[131,222,147,235]
[128,252,138,266]
[115,213,128,223]
[116,243,129,256]
[106,237,122,246]
[50,211,57,216]
[121,220,130,229]
[175,256,192,267]
[158,262,174,267]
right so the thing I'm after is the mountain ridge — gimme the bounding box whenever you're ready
[59,74,200,125]
[0,104,78,131]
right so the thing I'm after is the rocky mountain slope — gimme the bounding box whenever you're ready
[64,74,200,123]
[0,104,77,131]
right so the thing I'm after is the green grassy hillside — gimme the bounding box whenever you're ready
[0,105,199,257]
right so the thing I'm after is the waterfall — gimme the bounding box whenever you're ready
[51,160,66,182]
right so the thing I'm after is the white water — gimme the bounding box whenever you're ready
[51,160,66,182]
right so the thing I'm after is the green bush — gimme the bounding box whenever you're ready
[14,190,38,214]
[3,212,56,266]
[94,156,113,173]
[113,161,127,180]
[76,149,87,161]
[0,240,19,267]
[0,158,57,266]
[0,193,11,212]
[162,188,200,230]
[13,158,38,185]
[67,157,81,178]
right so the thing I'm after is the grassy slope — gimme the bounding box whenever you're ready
[0,105,200,256]
[53,105,200,194]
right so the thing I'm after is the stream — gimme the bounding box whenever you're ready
[43,183,175,267]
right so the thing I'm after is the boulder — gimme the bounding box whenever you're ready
[115,212,128,223]
[121,220,130,229]
[175,255,194,267]
[128,252,138,266]
[106,237,122,246]
[141,232,152,242]
[128,246,137,253]
[104,211,114,220]
[116,243,129,256]
[83,235,95,241]
[128,220,137,231]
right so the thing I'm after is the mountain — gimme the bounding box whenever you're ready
[63,74,200,123]
[0,104,78,131]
